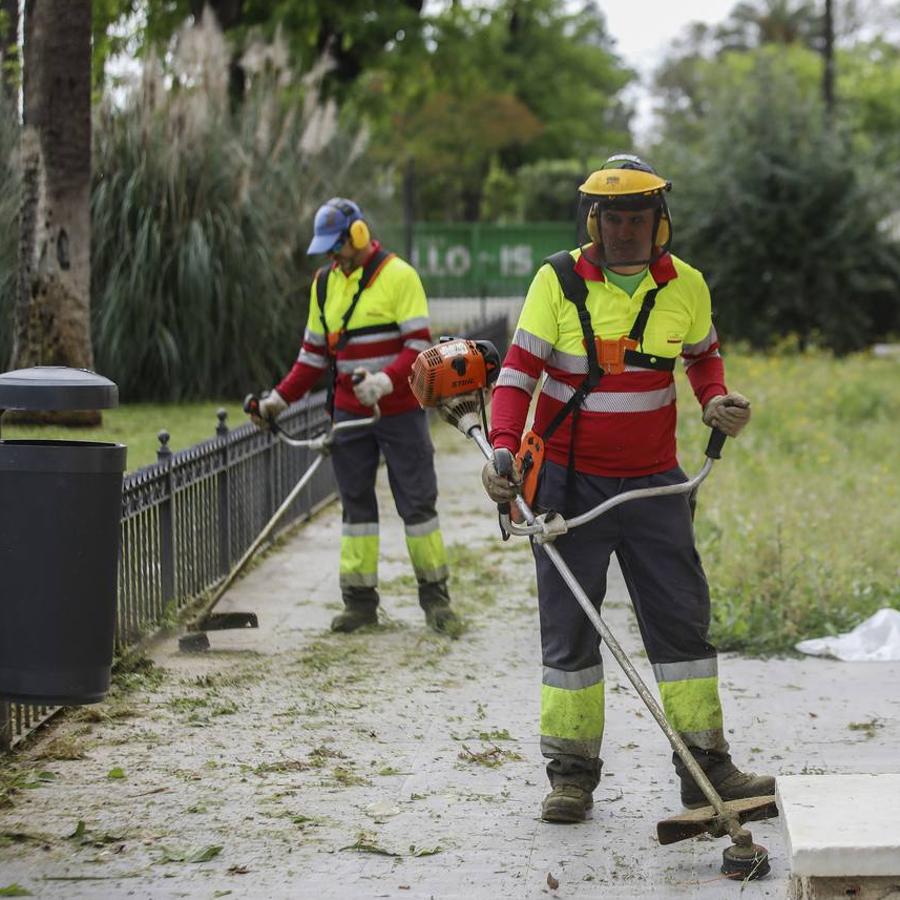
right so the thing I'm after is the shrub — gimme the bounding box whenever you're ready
[90,19,384,400]
[666,54,900,353]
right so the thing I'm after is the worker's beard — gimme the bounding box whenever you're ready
[602,240,653,270]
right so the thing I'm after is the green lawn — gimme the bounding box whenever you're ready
[0,400,249,472]
[676,349,900,654]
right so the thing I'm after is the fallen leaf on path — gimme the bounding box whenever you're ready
[339,835,400,857]
[547,872,559,890]
[157,844,223,864]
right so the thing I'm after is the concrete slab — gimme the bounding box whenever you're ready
[778,774,900,876]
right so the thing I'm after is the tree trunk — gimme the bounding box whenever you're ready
[822,0,835,118]
[11,0,97,426]
[1,0,18,104]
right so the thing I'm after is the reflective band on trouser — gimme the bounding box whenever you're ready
[339,523,379,589]
[404,517,448,583]
[540,664,605,759]
[653,658,725,751]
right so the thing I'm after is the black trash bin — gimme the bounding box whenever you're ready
[0,366,126,704]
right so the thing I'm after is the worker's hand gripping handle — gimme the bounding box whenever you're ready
[493,447,517,508]
[705,427,727,460]
[349,371,382,421]
[244,392,283,434]
[243,393,260,416]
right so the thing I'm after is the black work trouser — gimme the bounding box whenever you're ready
[330,407,449,607]
[533,460,728,793]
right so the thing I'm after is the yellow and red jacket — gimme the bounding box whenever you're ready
[490,249,727,477]
[277,244,433,417]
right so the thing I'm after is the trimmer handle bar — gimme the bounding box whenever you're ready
[478,425,727,542]
[243,388,380,451]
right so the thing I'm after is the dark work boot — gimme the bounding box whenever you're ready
[541,784,594,823]
[418,579,462,637]
[677,749,775,809]
[331,587,379,633]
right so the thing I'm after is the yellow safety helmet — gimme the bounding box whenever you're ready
[579,154,673,257]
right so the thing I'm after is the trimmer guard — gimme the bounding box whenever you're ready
[657,794,779,845]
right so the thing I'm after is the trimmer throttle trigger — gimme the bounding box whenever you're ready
[244,392,282,434]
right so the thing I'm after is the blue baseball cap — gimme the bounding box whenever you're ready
[306,198,362,255]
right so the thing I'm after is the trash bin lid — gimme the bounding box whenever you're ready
[0,366,119,411]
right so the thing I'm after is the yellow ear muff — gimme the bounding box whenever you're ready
[348,219,370,250]
[586,202,602,245]
[655,213,670,248]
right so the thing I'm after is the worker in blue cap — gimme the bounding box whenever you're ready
[250,198,458,635]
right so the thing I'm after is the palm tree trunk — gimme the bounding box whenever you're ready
[823,0,835,118]
[1,0,18,104]
[11,0,97,425]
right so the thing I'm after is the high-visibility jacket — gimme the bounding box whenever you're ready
[490,249,727,477]
[277,244,433,417]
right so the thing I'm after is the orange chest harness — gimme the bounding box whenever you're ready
[517,251,674,508]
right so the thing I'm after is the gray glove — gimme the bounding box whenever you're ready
[703,391,751,438]
[481,448,522,503]
[352,368,393,407]
[251,388,287,429]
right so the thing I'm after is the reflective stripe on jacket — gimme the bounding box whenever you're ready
[278,250,432,417]
[490,248,727,477]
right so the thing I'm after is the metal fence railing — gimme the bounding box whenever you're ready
[0,314,509,751]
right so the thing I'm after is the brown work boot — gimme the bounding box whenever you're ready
[541,784,594,823]
[681,764,775,809]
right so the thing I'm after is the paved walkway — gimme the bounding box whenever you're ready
[1,424,898,899]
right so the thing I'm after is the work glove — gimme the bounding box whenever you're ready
[702,391,752,438]
[250,389,287,429]
[352,368,393,407]
[481,448,522,503]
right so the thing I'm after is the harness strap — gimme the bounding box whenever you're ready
[316,248,393,351]
[535,251,672,514]
[539,251,602,446]
[622,285,675,370]
[315,248,394,415]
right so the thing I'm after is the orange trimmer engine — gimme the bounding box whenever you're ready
[410,338,500,408]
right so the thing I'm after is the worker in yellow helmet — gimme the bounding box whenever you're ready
[250,198,457,635]
[481,155,773,823]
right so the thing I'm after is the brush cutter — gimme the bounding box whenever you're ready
[410,339,777,881]
[178,384,379,653]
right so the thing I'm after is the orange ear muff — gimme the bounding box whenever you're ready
[348,219,370,250]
